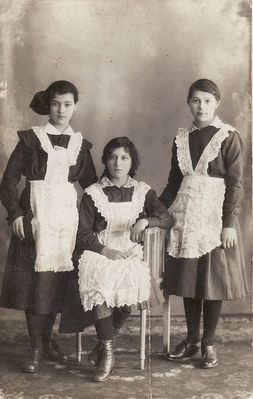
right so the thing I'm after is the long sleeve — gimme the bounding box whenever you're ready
[143,189,173,228]
[222,131,244,228]
[69,139,97,189]
[159,139,183,208]
[0,141,24,223]
[73,192,105,265]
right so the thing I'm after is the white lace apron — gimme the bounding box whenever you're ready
[167,120,233,259]
[29,125,82,272]
[78,180,151,311]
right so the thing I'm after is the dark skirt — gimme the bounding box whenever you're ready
[163,222,248,300]
[0,234,69,314]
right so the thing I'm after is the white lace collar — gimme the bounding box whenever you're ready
[99,176,137,189]
[44,121,74,136]
[188,116,224,133]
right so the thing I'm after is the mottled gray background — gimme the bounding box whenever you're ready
[0,0,251,317]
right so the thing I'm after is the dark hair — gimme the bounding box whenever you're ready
[47,80,79,104]
[101,137,140,178]
[29,80,79,115]
[187,79,221,103]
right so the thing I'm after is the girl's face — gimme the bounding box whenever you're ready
[106,147,132,183]
[49,92,77,129]
[188,90,220,128]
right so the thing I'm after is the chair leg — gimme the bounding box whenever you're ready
[163,296,171,353]
[76,332,82,363]
[140,309,147,370]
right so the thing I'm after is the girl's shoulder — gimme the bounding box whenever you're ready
[136,180,151,191]
[80,137,93,151]
[17,129,41,150]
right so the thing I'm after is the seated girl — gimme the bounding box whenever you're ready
[59,136,171,382]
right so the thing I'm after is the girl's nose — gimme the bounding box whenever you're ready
[58,104,64,113]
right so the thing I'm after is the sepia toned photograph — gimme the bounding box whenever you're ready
[0,1,252,398]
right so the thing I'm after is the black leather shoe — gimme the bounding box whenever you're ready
[23,348,41,373]
[87,341,103,367]
[167,340,199,361]
[201,342,218,368]
[93,340,114,382]
[88,327,121,368]
[43,339,68,363]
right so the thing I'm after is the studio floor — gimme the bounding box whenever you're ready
[0,315,252,399]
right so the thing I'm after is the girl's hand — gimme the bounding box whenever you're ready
[101,247,128,260]
[221,227,237,249]
[12,216,25,240]
[130,219,148,242]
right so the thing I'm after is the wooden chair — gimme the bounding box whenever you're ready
[75,226,171,369]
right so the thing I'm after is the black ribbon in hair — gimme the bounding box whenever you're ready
[29,90,49,115]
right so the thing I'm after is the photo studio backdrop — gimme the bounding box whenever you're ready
[0,0,251,317]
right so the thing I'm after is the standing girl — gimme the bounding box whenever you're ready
[159,79,248,368]
[0,80,97,372]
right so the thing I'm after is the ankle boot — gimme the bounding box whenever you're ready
[92,340,114,382]
[23,348,41,373]
[42,337,68,363]
[88,328,119,368]
[201,339,218,368]
[87,341,103,367]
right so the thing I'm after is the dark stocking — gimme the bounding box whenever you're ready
[25,310,43,350]
[113,306,131,330]
[41,312,57,343]
[203,300,222,345]
[95,316,114,341]
[183,297,202,344]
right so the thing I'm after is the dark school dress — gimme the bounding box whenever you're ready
[159,121,248,300]
[59,177,172,333]
[0,125,97,314]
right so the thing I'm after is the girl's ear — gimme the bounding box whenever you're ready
[215,100,220,109]
[74,102,78,111]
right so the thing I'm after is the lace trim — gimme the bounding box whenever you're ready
[129,181,151,226]
[195,125,230,174]
[85,183,112,225]
[175,128,193,175]
[32,125,53,154]
[32,125,83,167]
[167,175,225,258]
[84,180,151,229]
[100,176,138,188]
[188,115,236,133]
[175,122,231,176]
[78,250,150,311]
[67,132,83,166]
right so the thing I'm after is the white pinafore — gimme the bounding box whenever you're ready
[78,179,151,311]
[167,117,235,259]
[29,124,82,272]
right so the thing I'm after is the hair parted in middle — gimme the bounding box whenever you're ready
[101,136,140,178]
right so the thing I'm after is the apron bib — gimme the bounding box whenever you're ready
[29,125,82,272]
[167,120,232,259]
[78,180,151,310]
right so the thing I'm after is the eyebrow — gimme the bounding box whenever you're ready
[51,100,73,103]
[192,96,211,100]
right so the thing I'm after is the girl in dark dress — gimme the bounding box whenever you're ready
[59,137,171,382]
[159,79,248,368]
[0,80,97,372]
